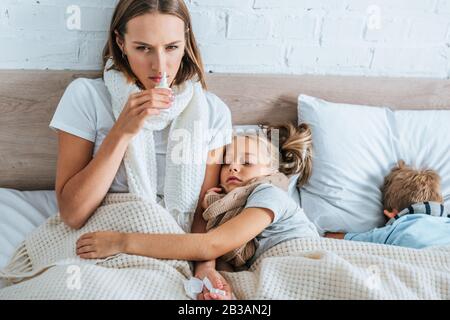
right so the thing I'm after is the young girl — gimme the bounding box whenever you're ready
[76,122,319,276]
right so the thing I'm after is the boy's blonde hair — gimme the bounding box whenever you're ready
[231,122,313,187]
[382,160,443,211]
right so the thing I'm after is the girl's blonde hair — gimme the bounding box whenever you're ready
[233,122,313,187]
[102,0,207,89]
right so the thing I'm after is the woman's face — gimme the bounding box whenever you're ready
[118,13,186,89]
[220,136,275,193]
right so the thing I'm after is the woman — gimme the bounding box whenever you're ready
[49,0,232,300]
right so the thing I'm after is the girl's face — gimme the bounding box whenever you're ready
[117,13,186,90]
[220,136,275,193]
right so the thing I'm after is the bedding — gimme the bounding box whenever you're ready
[0,174,301,293]
[0,193,192,299]
[0,188,57,269]
[0,178,300,266]
[1,193,449,299]
[0,188,57,289]
[2,114,448,298]
[298,95,450,235]
[395,109,450,203]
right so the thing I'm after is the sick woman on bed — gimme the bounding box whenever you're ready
[49,0,235,300]
[76,123,320,296]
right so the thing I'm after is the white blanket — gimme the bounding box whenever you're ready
[1,194,450,299]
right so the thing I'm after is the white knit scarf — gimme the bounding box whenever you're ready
[103,58,209,232]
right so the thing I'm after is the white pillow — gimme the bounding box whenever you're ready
[0,188,57,270]
[298,94,450,235]
[395,110,450,205]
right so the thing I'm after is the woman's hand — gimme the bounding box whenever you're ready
[201,187,223,210]
[194,262,233,300]
[111,88,174,139]
[76,231,126,259]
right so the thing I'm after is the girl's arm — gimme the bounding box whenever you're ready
[76,207,274,261]
[124,207,274,260]
[191,146,231,300]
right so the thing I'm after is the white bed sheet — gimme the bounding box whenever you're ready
[0,188,57,288]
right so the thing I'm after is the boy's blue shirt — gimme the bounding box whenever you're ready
[345,202,450,249]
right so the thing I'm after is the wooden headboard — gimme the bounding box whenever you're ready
[1,70,450,191]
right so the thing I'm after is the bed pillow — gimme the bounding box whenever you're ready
[298,94,450,235]
[0,188,57,271]
[394,109,450,206]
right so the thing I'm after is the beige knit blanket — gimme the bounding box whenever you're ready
[0,193,192,299]
[1,193,450,299]
[202,172,289,267]
[224,238,450,299]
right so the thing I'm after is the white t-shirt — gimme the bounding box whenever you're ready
[49,78,232,196]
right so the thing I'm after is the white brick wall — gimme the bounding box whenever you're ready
[1,0,450,78]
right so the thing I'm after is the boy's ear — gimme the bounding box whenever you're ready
[383,209,399,219]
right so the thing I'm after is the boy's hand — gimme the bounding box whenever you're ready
[383,209,399,219]
[324,232,346,239]
[76,231,126,259]
[201,187,223,210]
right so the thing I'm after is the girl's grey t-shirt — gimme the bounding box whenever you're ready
[49,78,232,196]
[245,183,319,266]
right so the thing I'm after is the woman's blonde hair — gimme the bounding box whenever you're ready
[233,122,313,187]
[102,0,207,89]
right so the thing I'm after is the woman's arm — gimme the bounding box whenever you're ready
[77,207,274,261]
[56,129,131,229]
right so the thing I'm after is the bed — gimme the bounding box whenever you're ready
[1,71,450,299]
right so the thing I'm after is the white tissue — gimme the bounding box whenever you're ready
[202,277,226,296]
[183,277,204,300]
[183,276,226,299]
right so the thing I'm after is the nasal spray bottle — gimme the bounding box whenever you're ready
[155,72,173,112]
[155,71,170,89]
